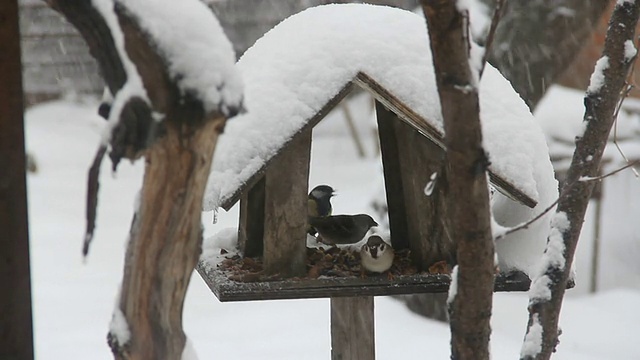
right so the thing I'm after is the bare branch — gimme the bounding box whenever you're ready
[495,159,640,241]
[82,144,107,257]
[479,0,506,78]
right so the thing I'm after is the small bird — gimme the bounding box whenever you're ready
[360,235,394,275]
[307,185,336,235]
[309,214,378,245]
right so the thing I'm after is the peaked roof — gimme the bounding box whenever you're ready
[203,4,554,212]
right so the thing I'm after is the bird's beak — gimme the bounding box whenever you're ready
[331,190,337,197]
[373,220,379,226]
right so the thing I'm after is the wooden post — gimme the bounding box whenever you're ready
[0,1,35,358]
[589,175,603,293]
[238,176,265,257]
[376,100,410,250]
[331,297,375,360]
[376,101,452,270]
[263,129,312,277]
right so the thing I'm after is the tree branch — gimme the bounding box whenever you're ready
[421,1,494,359]
[47,1,238,358]
[521,2,640,359]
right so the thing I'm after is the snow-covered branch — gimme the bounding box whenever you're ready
[521,1,640,359]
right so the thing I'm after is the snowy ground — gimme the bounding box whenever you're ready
[25,94,640,359]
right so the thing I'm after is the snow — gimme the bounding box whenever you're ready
[520,314,543,358]
[587,56,609,94]
[528,212,569,302]
[624,40,637,61]
[203,4,551,214]
[200,227,238,267]
[23,97,640,360]
[447,265,459,305]
[118,0,243,117]
[108,306,131,346]
[182,339,198,360]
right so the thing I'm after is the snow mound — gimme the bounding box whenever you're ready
[203,4,557,274]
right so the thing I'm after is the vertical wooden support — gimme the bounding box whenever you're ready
[238,176,265,257]
[263,129,312,277]
[589,176,603,293]
[331,296,375,360]
[376,101,410,250]
[376,101,453,270]
[0,1,35,358]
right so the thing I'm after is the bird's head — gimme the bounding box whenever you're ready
[362,235,388,259]
[361,214,378,228]
[309,185,336,201]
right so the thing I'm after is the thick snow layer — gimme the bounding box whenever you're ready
[109,306,130,346]
[587,56,609,94]
[528,212,569,302]
[203,4,552,214]
[118,0,243,117]
[23,99,640,359]
[625,40,637,61]
[447,265,459,305]
[520,314,543,358]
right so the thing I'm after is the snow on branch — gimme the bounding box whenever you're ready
[521,1,640,359]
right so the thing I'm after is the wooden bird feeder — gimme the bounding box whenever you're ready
[197,72,541,302]
[196,72,562,359]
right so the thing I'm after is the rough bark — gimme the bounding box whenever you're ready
[0,1,35,359]
[522,2,640,359]
[421,1,494,359]
[481,0,612,109]
[46,1,235,359]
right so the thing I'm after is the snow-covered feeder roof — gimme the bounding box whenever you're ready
[203,3,552,213]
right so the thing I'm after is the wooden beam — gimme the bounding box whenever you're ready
[0,1,35,359]
[263,129,312,277]
[376,100,410,250]
[238,176,265,257]
[331,297,375,360]
[394,117,453,270]
[196,261,561,302]
[356,72,538,209]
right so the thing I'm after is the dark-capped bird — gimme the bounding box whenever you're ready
[309,214,378,245]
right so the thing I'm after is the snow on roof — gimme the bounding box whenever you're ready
[203,3,552,212]
[118,0,243,117]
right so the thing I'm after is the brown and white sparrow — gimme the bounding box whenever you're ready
[360,235,394,274]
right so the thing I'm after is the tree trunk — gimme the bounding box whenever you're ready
[521,2,640,359]
[0,1,35,359]
[114,117,225,359]
[46,1,237,358]
[421,1,494,359]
